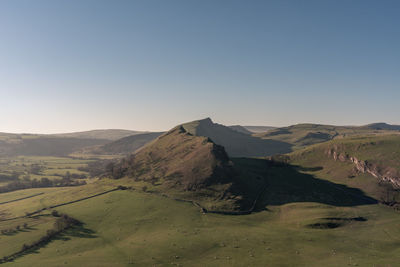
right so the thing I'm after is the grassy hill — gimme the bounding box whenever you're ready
[104,125,266,211]
[256,123,399,151]
[364,123,400,131]
[275,134,400,205]
[181,118,291,157]
[113,126,233,189]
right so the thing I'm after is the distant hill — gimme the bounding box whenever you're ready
[0,135,108,157]
[229,125,276,134]
[242,125,276,133]
[0,129,148,157]
[228,125,253,135]
[89,132,164,155]
[255,123,400,151]
[181,118,291,157]
[363,123,400,131]
[51,129,143,140]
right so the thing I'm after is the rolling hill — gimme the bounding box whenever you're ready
[364,122,400,131]
[256,123,400,151]
[0,129,150,157]
[273,134,400,205]
[0,135,109,157]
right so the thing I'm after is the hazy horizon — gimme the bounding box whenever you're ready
[0,117,396,135]
[2,0,399,133]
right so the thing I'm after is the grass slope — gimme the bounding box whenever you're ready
[282,134,400,203]
[256,123,400,151]
[0,182,399,266]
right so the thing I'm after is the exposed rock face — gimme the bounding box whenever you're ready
[326,148,400,188]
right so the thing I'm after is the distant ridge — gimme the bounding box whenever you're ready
[52,129,144,140]
[242,126,276,133]
[229,125,275,134]
[256,122,400,151]
[228,125,253,135]
[363,123,400,131]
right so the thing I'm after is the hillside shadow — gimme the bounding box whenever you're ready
[194,120,293,157]
[232,158,377,211]
[213,133,293,157]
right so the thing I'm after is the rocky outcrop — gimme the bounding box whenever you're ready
[326,148,400,188]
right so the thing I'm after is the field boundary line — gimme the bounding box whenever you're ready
[0,193,44,205]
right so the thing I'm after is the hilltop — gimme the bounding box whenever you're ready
[111,126,233,189]
[181,118,291,157]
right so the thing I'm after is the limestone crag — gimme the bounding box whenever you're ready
[326,147,400,188]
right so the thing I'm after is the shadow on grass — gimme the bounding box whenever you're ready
[307,216,368,229]
[0,226,39,236]
[232,158,378,212]
[295,166,324,172]
[1,223,96,263]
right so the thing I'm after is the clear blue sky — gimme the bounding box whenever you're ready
[1,0,399,133]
